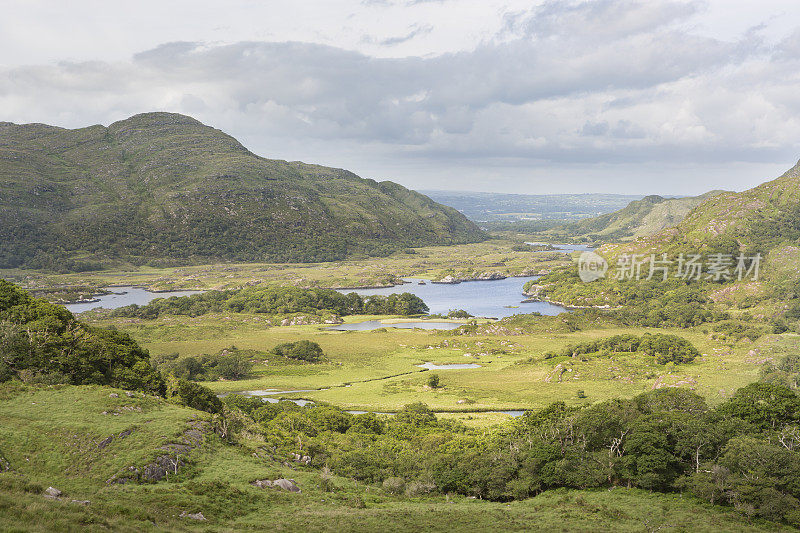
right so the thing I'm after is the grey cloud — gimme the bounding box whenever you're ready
[0,0,797,185]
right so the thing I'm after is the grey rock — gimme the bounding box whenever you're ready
[44,486,62,499]
[71,499,90,505]
[98,435,114,449]
[108,393,119,398]
[180,511,206,520]
[273,478,301,492]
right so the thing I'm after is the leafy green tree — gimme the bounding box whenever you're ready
[166,376,223,414]
[718,382,800,430]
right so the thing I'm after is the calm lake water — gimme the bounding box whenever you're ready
[63,286,204,313]
[336,276,566,319]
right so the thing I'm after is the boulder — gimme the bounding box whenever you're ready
[43,486,62,500]
[273,478,301,492]
[252,478,301,492]
[108,393,119,398]
[180,511,206,521]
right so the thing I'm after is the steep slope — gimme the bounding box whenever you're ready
[602,159,800,256]
[552,191,725,242]
[0,113,486,270]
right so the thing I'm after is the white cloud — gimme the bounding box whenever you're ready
[0,0,799,194]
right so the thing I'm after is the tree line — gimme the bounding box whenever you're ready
[110,286,429,319]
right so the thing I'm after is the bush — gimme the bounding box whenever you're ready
[427,374,440,388]
[271,340,324,362]
[166,376,223,414]
[382,477,406,495]
[158,346,254,381]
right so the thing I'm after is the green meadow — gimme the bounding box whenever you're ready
[87,309,786,415]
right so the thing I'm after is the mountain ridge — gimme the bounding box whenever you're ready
[0,112,487,270]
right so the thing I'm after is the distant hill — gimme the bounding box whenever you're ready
[602,160,800,256]
[552,191,726,242]
[595,159,800,304]
[420,190,641,223]
[0,113,486,270]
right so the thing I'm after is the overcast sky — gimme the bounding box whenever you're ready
[2,0,800,194]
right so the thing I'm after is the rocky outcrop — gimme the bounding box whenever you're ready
[106,420,209,485]
[97,427,135,449]
[291,453,312,465]
[251,478,301,492]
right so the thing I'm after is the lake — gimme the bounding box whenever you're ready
[336,276,567,319]
[63,286,204,313]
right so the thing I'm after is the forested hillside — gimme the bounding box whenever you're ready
[0,113,486,270]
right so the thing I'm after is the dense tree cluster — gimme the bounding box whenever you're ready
[528,274,729,328]
[0,280,164,393]
[110,286,429,319]
[544,333,700,364]
[155,346,254,381]
[223,382,800,525]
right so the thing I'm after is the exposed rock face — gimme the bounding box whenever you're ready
[180,511,206,520]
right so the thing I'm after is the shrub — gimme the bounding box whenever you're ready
[271,340,324,362]
[382,477,406,495]
[427,374,440,388]
[166,376,223,414]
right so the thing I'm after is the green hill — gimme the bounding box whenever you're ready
[549,191,725,242]
[600,159,800,258]
[0,113,486,270]
[533,160,800,310]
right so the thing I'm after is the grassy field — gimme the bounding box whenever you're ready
[85,309,790,415]
[0,384,790,532]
